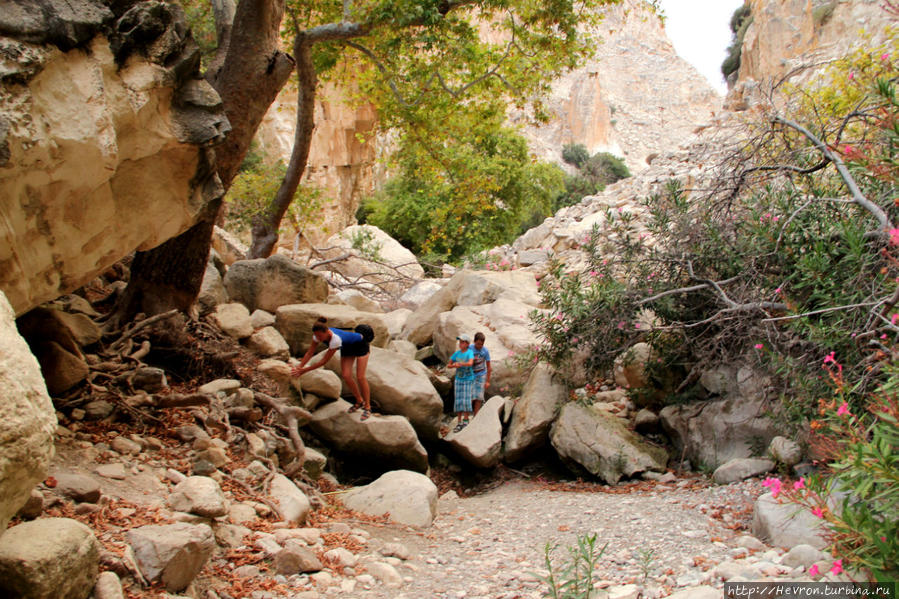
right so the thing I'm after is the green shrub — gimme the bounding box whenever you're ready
[553,174,602,212]
[582,152,630,187]
[536,533,607,599]
[562,143,590,169]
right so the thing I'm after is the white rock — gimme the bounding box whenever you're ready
[127,523,215,592]
[365,561,403,586]
[342,470,438,527]
[168,476,229,518]
[712,458,775,484]
[247,326,290,359]
[269,474,311,524]
[211,303,254,339]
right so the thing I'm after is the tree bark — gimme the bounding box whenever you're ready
[248,36,317,259]
[116,0,295,322]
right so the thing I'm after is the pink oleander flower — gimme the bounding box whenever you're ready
[882,53,890,61]
[809,564,820,577]
[634,323,641,329]
[572,337,579,343]
[812,507,824,518]
[889,228,899,246]
[881,333,889,339]
[754,343,764,350]
[824,351,837,364]
[793,477,805,490]
[830,560,843,575]
[775,287,782,294]
[892,314,899,325]
[617,321,625,330]
[837,402,850,416]
[589,270,598,277]
[762,477,783,498]
[849,72,855,80]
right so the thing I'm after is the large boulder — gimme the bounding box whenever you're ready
[293,369,342,400]
[712,458,775,485]
[324,346,443,438]
[127,523,215,592]
[445,396,505,468]
[223,254,329,313]
[0,518,99,599]
[341,470,438,527]
[612,343,653,389]
[321,224,425,281]
[197,261,228,315]
[504,364,568,463]
[550,402,668,484]
[403,270,541,346]
[308,400,428,474]
[751,493,827,549]
[210,303,253,340]
[0,3,228,316]
[246,326,290,359]
[275,303,389,355]
[660,393,776,471]
[0,292,56,531]
[381,308,412,339]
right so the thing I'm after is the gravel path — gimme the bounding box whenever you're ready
[332,476,765,599]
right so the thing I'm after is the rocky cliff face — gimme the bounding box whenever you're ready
[516,0,722,173]
[729,0,894,108]
[255,80,378,246]
[0,0,228,316]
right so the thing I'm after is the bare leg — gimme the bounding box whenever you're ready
[341,356,364,406]
[355,353,371,410]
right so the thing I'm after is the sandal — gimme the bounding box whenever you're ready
[347,403,363,414]
[360,408,372,421]
[452,420,469,433]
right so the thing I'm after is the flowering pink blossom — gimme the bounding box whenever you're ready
[617,321,625,330]
[809,564,820,577]
[634,323,641,329]
[882,53,890,61]
[754,343,764,350]
[830,559,843,575]
[824,351,837,364]
[889,228,899,246]
[812,507,824,518]
[775,287,782,294]
[762,477,783,498]
[882,333,889,339]
[793,477,805,490]
[572,337,579,343]
[837,402,850,416]
[589,270,598,277]
[849,72,855,80]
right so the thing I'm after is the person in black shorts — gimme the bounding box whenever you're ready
[291,317,373,420]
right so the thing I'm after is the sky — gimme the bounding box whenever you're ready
[659,0,746,94]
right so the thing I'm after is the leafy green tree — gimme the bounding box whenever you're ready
[366,118,564,262]
[562,143,590,168]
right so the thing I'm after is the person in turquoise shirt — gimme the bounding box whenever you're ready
[448,334,476,433]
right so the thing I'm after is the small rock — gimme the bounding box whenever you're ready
[93,571,125,599]
[127,523,215,592]
[111,436,142,455]
[229,502,258,525]
[274,547,323,574]
[166,468,188,484]
[712,458,775,484]
[734,535,766,551]
[195,447,228,468]
[380,542,411,560]
[132,367,168,393]
[0,518,100,599]
[781,544,826,568]
[95,463,128,480]
[365,561,403,586]
[16,489,44,519]
[168,476,229,518]
[55,472,102,503]
[250,310,276,329]
[214,524,252,549]
[269,474,311,524]
[176,425,210,443]
[768,436,802,466]
[84,400,115,420]
[191,459,217,476]
[233,565,261,578]
[323,547,357,568]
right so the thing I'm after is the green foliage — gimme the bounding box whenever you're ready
[226,158,326,239]
[553,175,603,212]
[177,0,217,63]
[364,122,564,263]
[536,534,607,599]
[722,3,752,80]
[562,143,590,168]
[531,40,899,423]
[582,152,630,187]
[347,227,383,261]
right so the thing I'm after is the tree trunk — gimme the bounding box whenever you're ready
[248,36,317,259]
[115,0,295,322]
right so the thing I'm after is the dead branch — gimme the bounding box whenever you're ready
[108,310,180,351]
[125,392,213,409]
[254,392,311,467]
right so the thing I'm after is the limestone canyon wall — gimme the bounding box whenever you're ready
[730,0,894,107]
[0,0,227,316]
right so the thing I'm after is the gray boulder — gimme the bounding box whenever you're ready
[223,254,329,313]
[309,400,428,474]
[342,470,438,527]
[751,492,827,549]
[550,402,668,484]
[167,476,229,518]
[210,303,253,339]
[197,261,228,315]
[269,474,311,524]
[274,546,323,574]
[402,269,540,345]
[768,436,802,466]
[293,369,342,400]
[504,364,568,462]
[55,472,101,504]
[712,458,775,484]
[0,518,99,599]
[275,303,389,355]
[660,392,776,471]
[127,523,215,592]
[325,346,443,438]
[446,396,505,468]
[246,326,290,359]
[0,289,57,530]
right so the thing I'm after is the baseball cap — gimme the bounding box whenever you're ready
[457,334,471,342]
